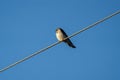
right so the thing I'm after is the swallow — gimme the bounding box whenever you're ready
[56,28,76,48]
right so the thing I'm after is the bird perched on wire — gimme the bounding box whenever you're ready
[56,28,76,48]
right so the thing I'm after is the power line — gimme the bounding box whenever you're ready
[66,10,120,39]
[0,10,120,73]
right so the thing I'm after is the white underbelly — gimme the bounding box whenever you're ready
[56,32,65,41]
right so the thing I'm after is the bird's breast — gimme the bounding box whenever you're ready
[56,32,65,41]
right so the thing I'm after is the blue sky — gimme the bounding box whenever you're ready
[0,0,120,80]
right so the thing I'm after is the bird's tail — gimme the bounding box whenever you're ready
[64,40,76,48]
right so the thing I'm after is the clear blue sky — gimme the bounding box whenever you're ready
[0,0,120,80]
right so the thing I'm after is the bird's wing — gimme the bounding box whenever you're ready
[60,29,68,37]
